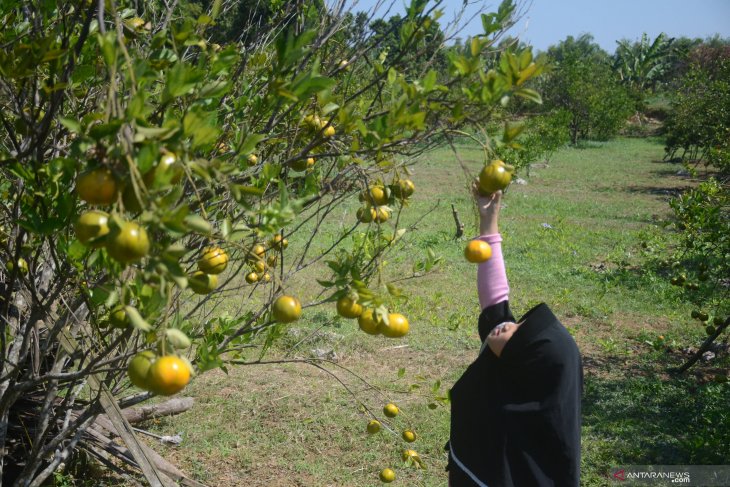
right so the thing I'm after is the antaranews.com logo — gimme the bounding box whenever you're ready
[611,465,730,486]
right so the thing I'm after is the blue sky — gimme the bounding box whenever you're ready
[349,0,730,53]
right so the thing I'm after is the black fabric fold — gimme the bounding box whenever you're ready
[449,301,583,487]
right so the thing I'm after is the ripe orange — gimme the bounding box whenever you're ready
[127,350,156,389]
[106,221,150,263]
[147,355,190,396]
[464,240,492,263]
[358,309,380,335]
[247,154,258,166]
[76,168,118,205]
[74,210,110,247]
[267,254,278,267]
[478,159,514,194]
[402,449,419,462]
[357,206,376,223]
[261,272,272,283]
[367,419,381,434]
[392,179,415,199]
[323,125,336,137]
[247,243,266,262]
[379,313,409,338]
[189,271,218,294]
[245,271,259,284]
[269,234,288,250]
[379,468,396,483]
[252,260,266,273]
[402,429,417,442]
[368,186,388,206]
[336,296,363,319]
[374,207,390,223]
[383,403,399,418]
[197,246,228,274]
[272,295,302,323]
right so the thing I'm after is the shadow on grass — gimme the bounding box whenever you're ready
[582,371,729,467]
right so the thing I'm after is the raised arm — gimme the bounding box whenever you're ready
[473,188,509,310]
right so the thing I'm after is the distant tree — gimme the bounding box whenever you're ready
[613,33,675,108]
[541,36,633,143]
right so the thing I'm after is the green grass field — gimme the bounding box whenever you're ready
[140,137,728,487]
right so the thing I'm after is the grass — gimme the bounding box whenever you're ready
[126,137,729,487]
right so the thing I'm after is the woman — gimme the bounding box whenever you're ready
[447,189,583,486]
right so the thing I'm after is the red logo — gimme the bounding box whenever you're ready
[613,469,626,481]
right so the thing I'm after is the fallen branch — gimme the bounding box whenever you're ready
[121,397,194,424]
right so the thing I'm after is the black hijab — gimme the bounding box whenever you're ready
[448,300,583,486]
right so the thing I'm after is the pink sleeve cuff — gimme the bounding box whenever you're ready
[475,233,509,310]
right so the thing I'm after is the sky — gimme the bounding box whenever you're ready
[349,0,730,53]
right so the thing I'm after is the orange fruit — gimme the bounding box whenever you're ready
[76,168,118,205]
[197,246,228,274]
[368,186,388,205]
[189,271,217,294]
[106,221,150,263]
[6,258,29,275]
[323,126,336,137]
[478,159,514,194]
[336,296,363,319]
[358,309,380,335]
[74,210,110,247]
[367,419,381,434]
[402,449,419,462]
[252,260,266,273]
[247,154,258,166]
[357,206,376,223]
[245,271,259,284]
[374,207,390,223]
[379,468,395,483]
[147,355,190,395]
[127,350,156,389]
[269,234,288,250]
[145,152,183,187]
[272,295,302,323]
[402,429,416,442]
[261,272,272,283]
[383,403,399,418]
[247,243,266,262]
[464,240,492,263]
[109,307,129,328]
[379,313,409,338]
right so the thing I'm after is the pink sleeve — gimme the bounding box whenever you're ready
[476,233,509,310]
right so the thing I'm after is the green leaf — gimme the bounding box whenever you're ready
[183,108,220,148]
[125,306,152,332]
[165,63,204,98]
[199,80,230,98]
[166,328,192,349]
[59,117,81,134]
[184,214,213,234]
[238,133,265,156]
[515,88,542,104]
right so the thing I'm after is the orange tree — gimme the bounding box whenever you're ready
[0,0,543,484]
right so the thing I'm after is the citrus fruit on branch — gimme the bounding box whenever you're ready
[74,210,110,247]
[336,296,363,319]
[76,167,119,205]
[189,271,218,294]
[106,221,150,263]
[147,355,191,396]
[272,295,302,323]
[478,159,514,194]
[197,246,229,274]
[379,313,409,338]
